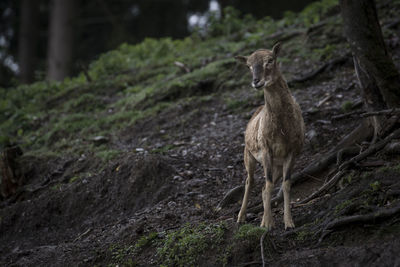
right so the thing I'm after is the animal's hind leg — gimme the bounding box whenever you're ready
[282,154,295,229]
[237,148,256,223]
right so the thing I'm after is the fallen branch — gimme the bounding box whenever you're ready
[288,56,349,86]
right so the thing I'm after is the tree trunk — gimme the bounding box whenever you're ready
[47,0,77,81]
[18,0,39,84]
[339,0,400,108]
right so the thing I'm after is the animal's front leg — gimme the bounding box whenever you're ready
[237,149,256,223]
[260,153,274,229]
[283,154,295,229]
[260,179,274,229]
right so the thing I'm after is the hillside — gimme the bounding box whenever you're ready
[1,0,400,266]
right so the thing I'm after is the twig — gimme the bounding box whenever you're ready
[260,231,268,267]
[73,228,92,242]
[316,94,332,107]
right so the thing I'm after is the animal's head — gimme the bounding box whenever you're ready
[235,42,281,90]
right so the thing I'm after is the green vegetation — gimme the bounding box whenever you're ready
[0,0,344,159]
[334,199,353,215]
[157,222,227,267]
[234,223,267,242]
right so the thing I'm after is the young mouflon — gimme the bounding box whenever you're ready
[235,42,305,229]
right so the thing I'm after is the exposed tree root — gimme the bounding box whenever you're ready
[216,185,244,211]
[339,128,400,171]
[318,202,400,243]
[297,170,347,205]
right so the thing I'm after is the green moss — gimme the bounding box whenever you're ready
[334,199,353,215]
[157,222,227,267]
[234,224,267,242]
[341,101,354,112]
[377,164,400,174]
[295,230,309,241]
[134,232,159,253]
[69,176,80,183]
[370,181,381,191]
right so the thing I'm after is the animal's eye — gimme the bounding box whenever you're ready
[267,58,274,64]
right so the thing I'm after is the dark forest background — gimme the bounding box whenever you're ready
[0,0,315,87]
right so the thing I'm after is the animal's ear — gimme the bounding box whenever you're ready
[272,42,281,58]
[234,55,248,65]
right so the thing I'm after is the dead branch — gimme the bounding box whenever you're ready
[288,56,349,86]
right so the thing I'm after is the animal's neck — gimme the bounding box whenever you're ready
[263,73,291,114]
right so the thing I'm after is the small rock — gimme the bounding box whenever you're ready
[136,147,145,152]
[173,175,183,181]
[91,135,109,145]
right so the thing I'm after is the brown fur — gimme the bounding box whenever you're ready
[235,43,305,229]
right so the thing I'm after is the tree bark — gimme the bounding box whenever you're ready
[18,0,39,84]
[47,0,77,81]
[340,0,400,108]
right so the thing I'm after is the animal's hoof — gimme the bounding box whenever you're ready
[236,218,246,224]
[260,219,274,230]
[284,218,295,229]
